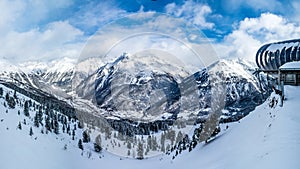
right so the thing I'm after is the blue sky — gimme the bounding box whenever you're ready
[1,0,300,63]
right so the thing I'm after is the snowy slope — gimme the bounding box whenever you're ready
[0,84,86,169]
[174,85,300,169]
[1,84,299,169]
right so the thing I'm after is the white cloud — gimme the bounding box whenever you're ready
[19,0,73,24]
[215,13,300,62]
[0,0,85,63]
[0,21,84,63]
[0,0,130,64]
[165,1,214,29]
[79,12,219,72]
[72,1,128,30]
[0,0,73,32]
[0,0,24,33]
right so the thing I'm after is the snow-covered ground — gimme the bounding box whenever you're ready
[1,85,300,169]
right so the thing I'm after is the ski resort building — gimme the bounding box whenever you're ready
[256,39,300,86]
[279,61,300,85]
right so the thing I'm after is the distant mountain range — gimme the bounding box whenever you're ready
[0,55,272,136]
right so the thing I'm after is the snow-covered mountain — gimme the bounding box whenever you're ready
[0,55,272,136]
[73,54,270,136]
[19,57,76,93]
[0,59,74,119]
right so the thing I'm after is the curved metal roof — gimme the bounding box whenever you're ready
[256,39,300,70]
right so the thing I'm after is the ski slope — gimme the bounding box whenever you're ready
[0,85,300,169]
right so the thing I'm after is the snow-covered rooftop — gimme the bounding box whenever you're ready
[279,61,300,70]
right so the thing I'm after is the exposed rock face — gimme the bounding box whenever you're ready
[92,55,272,135]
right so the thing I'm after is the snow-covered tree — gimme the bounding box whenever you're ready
[72,129,75,140]
[151,136,158,151]
[78,120,84,129]
[54,120,59,134]
[127,141,132,149]
[29,127,33,136]
[5,93,9,101]
[13,90,17,99]
[24,101,30,117]
[34,112,40,127]
[17,122,22,130]
[104,126,112,140]
[160,132,166,153]
[45,116,51,132]
[136,141,144,160]
[0,87,3,97]
[176,131,183,144]
[78,139,83,150]
[94,135,102,153]
[6,94,16,109]
[66,124,70,134]
[82,130,90,143]
[62,125,65,133]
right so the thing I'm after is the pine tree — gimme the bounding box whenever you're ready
[5,93,9,102]
[94,143,102,153]
[160,132,166,153]
[72,129,75,140]
[147,136,152,150]
[136,141,144,160]
[24,101,30,117]
[62,125,65,133]
[64,144,67,150]
[13,90,17,99]
[66,124,70,134]
[95,135,102,147]
[78,139,83,150]
[17,122,22,130]
[0,87,3,97]
[51,119,54,130]
[104,126,112,140]
[63,117,67,126]
[176,131,183,144]
[29,127,33,136]
[78,121,83,129]
[127,141,132,149]
[54,120,59,134]
[151,136,158,151]
[82,130,90,143]
[6,95,16,109]
[34,112,40,127]
[94,135,102,153]
[169,130,176,146]
[37,107,43,125]
[45,116,51,132]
